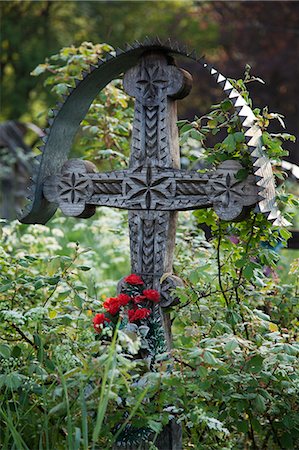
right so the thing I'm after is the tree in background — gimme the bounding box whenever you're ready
[1,1,298,165]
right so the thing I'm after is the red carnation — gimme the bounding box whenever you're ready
[128,309,136,322]
[133,294,146,304]
[93,313,110,333]
[124,274,144,285]
[143,289,160,302]
[103,297,120,316]
[128,308,151,322]
[117,293,131,306]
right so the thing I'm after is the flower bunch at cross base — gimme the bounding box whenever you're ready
[93,274,160,335]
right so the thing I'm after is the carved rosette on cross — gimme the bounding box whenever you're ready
[43,52,259,317]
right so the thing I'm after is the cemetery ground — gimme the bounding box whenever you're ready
[0,41,299,449]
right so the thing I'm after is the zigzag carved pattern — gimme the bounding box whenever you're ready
[142,218,155,273]
[90,197,127,208]
[154,212,169,274]
[158,96,169,167]
[176,181,206,196]
[128,212,169,287]
[144,106,158,158]
[93,181,122,195]
[128,211,140,273]
[130,101,142,167]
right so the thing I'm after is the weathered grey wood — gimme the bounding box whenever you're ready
[43,159,257,217]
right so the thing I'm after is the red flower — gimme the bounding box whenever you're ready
[124,274,144,285]
[117,293,131,306]
[128,309,136,322]
[103,297,120,316]
[133,294,146,304]
[128,308,151,322]
[143,289,160,302]
[93,313,110,333]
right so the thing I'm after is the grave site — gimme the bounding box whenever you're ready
[1,10,298,448]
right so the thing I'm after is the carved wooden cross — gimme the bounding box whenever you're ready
[19,39,286,449]
[42,52,258,350]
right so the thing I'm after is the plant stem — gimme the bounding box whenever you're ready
[11,323,36,348]
[216,223,230,308]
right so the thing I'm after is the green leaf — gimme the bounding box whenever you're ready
[221,99,232,112]
[189,270,200,284]
[33,334,41,348]
[44,358,56,371]
[281,433,293,448]
[243,264,254,280]
[245,355,263,373]
[58,290,71,301]
[190,129,204,141]
[34,279,44,289]
[208,119,218,128]
[253,309,270,321]
[77,265,91,271]
[30,64,48,76]
[47,276,60,285]
[224,339,239,353]
[177,120,188,127]
[0,344,11,358]
[11,346,22,358]
[49,310,57,319]
[148,420,163,433]
[5,372,23,389]
[235,168,249,181]
[74,294,84,309]
[0,283,12,293]
[54,83,69,95]
[49,401,67,416]
[180,124,193,133]
[280,228,292,240]
[234,132,245,143]
[236,419,249,433]
[203,351,218,365]
[226,309,241,326]
[254,394,266,412]
[223,134,236,152]
[0,375,6,388]
[196,366,207,378]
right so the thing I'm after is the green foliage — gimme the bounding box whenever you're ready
[32,42,134,169]
[172,220,299,448]
[0,48,298,449]
[174,72,298,448]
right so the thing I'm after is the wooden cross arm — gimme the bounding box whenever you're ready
[43,159,259,220]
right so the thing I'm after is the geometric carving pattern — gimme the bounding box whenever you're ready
[208,160,258,221]
[43,161,258,219]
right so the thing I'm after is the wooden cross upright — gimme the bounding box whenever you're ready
[42,51,258,353]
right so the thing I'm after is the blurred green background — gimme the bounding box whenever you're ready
[1,0,298,162]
